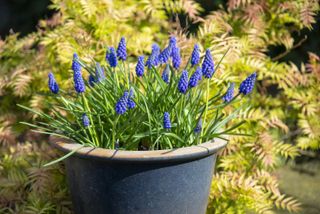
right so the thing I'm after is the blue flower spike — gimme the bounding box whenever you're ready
[163,112,172,129]
[223,83,235,103]
[82,113,90,127]
[172,47,181,69]
[106,47,118,68]
[72,53,81,73]
[239,72,257,95]
[162,64,170,84]
[117,37,127,61]
[202,49,215,79]
[48,72,59,94]
[159,46,171,64]
[127,99,136,109]
[127,89,136,109]
[72,53,85,93]
[178,70,188,94]
[169,36,177,50]
[188,67,202,88]
[146,43,160,68]
[136,56,145,77]
[115,92,129,115]
[191,44,200,67]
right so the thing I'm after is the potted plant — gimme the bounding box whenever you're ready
[20,36,256,214]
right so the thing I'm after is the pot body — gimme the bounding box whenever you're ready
[51,137,227,214]
[65,154,216,214]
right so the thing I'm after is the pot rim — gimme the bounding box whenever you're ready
[49,136,228,163]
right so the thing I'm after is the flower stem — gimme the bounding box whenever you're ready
[114,67,119,88]
[201,79,210,142]
[82,93,99,146]
[112,115,120,149]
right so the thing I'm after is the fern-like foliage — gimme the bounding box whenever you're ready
[0,0,319,213]
[0,141,71,213]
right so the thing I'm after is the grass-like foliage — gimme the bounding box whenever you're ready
[20,36,255,152]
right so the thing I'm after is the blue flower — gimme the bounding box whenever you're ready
[106,47,118,67]
[178,70,188,94]
[127,99,136,109]
[48,72,59,94]
[136,56,145,77]
[127,89,136,109]
[191,44,200,67]
[115,92,129,115]
[159,46,171,64]
[188,67,202,88]
[146,43,160,69]
[72,54,85,93]
[223,83,235,103]
[117,37,127,61]
[82,113,90,127]
[194,119,202,133]
[171,47,181,69]
[169,36,177,50]
[162,64,170,84]
[163,112,171,129]
[202,49,215,78]
[239,72,257,95]
[88,74,96,87]
[72,53,81,73]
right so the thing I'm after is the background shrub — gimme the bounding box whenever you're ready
[0,0,319,213]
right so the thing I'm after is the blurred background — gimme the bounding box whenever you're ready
[0,0,319,213]
[0,0,319,64]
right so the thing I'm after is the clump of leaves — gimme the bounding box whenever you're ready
[21,37,255,153]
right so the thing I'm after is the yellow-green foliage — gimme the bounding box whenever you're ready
[0,0,319,213]
[0,142,71,213]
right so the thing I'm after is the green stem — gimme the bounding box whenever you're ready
[201,79,210,142]
[112,115,120,149]
[82,94,99,146]
[114,67,119,88]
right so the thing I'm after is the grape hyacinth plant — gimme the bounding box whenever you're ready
[20,36,256,162]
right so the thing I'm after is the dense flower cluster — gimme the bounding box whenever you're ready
[146,44,160,68]
[188,67,202,88]
[117,37,127,61]
[178,70,189,94]
[162,64,170,84]
[72,53,85,93]
[163,112,171,129]
[106,47,118,68]
[115,92,129,115]
[191,44,200,67]
[171,47,181,69]
[136,56,145,77]
[48,72,59,94]
[202,49,215,79]
[159,46,171,64]
[239,72,257,95]
[127,90,136,109]
[223,83,235,103]
[82,114,90,127]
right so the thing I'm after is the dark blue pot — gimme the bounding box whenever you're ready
[50,137,227,214]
